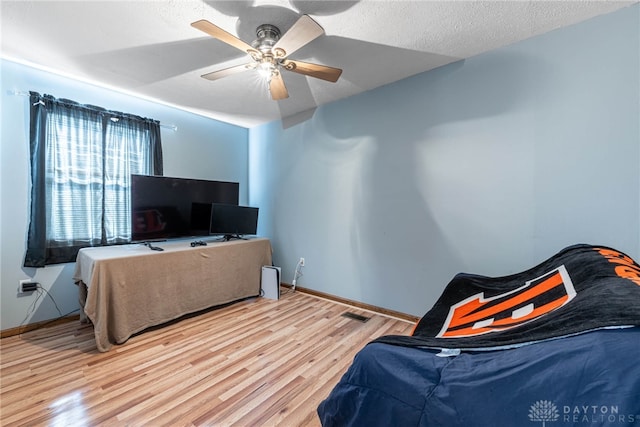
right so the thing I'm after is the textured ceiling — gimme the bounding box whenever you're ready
[1,1,636,128]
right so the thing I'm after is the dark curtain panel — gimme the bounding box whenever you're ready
[24,92,163,267]
[24,92,49,267]
[150,120,163,176]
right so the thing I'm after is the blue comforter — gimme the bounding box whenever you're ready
[318,328,640,426]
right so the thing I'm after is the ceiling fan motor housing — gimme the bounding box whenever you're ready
[253,24,281,53]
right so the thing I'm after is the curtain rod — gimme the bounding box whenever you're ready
[7,89,177,131]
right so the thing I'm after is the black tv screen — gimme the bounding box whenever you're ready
[191,202,259,239]
[131,174,239,242]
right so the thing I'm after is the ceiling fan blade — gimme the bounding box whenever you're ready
[282,60,342,83]
[272,15,324,59]
[191,19,255,54]
[201,63,254,81]
[269,72,289,100]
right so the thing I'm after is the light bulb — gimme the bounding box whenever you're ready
[256,55,278,81]
[257,62,273,79]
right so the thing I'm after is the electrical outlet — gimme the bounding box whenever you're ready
[299,257,305,266]
[19,279,39,293]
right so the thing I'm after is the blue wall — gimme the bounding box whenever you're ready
[249,5,640,316]
[1,60,249,329]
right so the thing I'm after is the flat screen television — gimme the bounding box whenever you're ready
[131,174,239,242]
[190,202,259,241]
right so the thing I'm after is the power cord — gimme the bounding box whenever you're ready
[39,286,64,317]
[18,284,74,339]
[19,288,45,333]
[291,258,304,291]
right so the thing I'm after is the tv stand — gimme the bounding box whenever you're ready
[74,238,272,352]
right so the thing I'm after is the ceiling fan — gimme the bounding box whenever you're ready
[191,15,342,100]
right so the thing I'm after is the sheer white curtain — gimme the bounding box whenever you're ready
[104,117,156,244]
[45,102,104,246]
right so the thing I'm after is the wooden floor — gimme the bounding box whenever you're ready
[0,290,413,426]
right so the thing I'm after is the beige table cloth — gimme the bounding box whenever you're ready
[73,238,272,352]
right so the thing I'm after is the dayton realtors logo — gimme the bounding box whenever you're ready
[529,400,560,426]
[528,401,638,425]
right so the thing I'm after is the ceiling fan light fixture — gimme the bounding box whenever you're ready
[257,59,277,80]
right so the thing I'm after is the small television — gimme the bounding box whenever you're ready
[131,174,239,242]
[191,202,259,241]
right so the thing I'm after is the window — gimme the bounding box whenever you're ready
[24,93,163,267]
